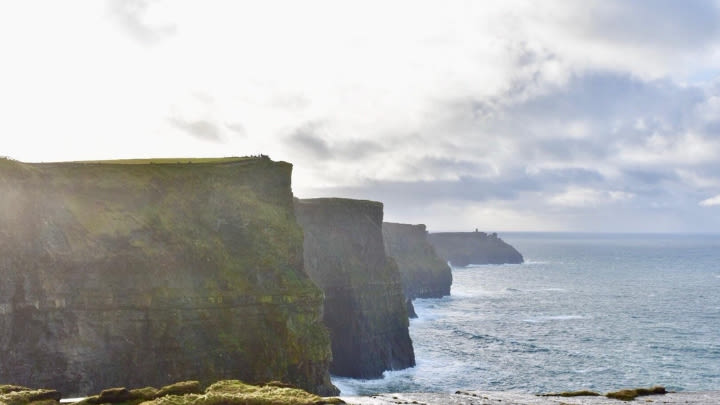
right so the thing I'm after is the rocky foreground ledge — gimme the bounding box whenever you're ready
[0,381,344,405]
[4,382,720,405]
[341,389,720,404]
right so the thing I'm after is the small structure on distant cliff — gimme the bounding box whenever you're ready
[295,198,415,379]
[428,231,524,267]
[382,222,452,302]
[0,156,337,396]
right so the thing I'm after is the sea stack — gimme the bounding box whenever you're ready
[382,222,452,300]
[428,231,524,267]
[295,198,415,378]
[0,157,337,396]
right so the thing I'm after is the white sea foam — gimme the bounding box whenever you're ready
[336,234,720,395]
[331,378,359,395]
[533,287,567,292]
[523,260,550,265]
[500,287,567,293]
[523,315,586,323]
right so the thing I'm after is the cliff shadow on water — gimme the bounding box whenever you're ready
[294,198,415,379]
[0,156,337,396]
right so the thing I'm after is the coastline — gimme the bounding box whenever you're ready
[341,390,720,404]
[49,389,720,405]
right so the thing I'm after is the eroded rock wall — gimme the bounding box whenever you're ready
[294,198,415,379]
[0,157,336,396]
[428,232,524,267]
[382,222,452,300]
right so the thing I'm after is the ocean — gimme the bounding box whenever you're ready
[333,233,720,395]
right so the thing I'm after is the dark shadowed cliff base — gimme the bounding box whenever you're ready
[382,222,452,301]
[295,198,415,379]
[0,157,337,396]
[428,231,524,267]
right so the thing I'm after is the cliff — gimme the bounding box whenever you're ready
[428,232,523,267]
[0,157,337,396]
[294,198,415,379]
[382,223,452,300]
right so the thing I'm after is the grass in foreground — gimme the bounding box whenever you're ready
[0,380,343,405]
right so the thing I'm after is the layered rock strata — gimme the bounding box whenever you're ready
[294,198,415,379]
[0,157,336,396]
[428,232,523,267]
[382,223,452,300]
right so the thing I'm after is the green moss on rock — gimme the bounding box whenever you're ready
[540,390,600,397]
[142,380,344,405]
[156,382,202,398]
[0,389,61,405]
[96,388,134,403]
[0,157,336,396]
[0,387,30,395]
[129,388,160,401]
[605,386,667,401]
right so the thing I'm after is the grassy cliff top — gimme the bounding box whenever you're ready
[19,156,269,166]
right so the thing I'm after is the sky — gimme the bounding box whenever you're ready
[2,1,720,233]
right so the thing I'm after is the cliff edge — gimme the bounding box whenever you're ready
[295,198,415,379]
[382,222,452,300]
[0,157,337,396]
[428,232,523,267]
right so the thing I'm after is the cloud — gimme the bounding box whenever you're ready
[292,68,720,230]
[286,122,332,159]
[414,72,715,184]
[617,133,720,166]
[522,1,720,79]
[284,122,386,162]
[548,188,634,208]
[106,0,177,44]
[700,195,720,207]
[578,0,720,49]
[5,1,720,231]
[168,118,223,142]
[305,176,524,207]
[224,122,247,137]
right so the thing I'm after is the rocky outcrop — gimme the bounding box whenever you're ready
[382,223,452,300]
[294,198,415,379]
[0,379,345,405]
[0,157,337,396]
[428,232,523,267]
[0,385,61,405]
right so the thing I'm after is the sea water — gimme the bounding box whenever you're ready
[333,233,720,395]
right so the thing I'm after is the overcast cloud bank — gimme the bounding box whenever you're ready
[1,0,720,231]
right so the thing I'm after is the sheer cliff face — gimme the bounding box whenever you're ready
[382,223,452,299]
[428,232,524,267]
[0,157,336,396]
[294,198,415,379]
